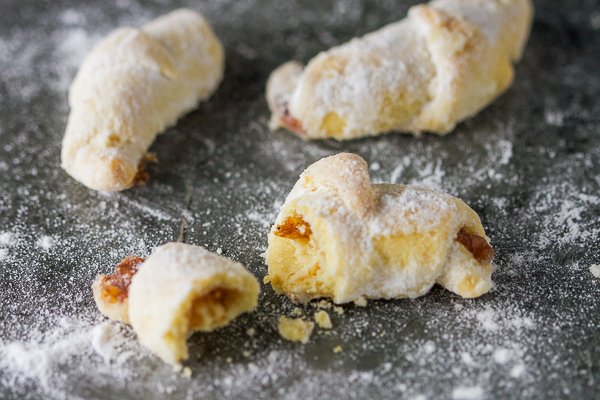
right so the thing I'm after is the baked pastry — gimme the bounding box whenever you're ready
[61,9,224,191]
[93,243,260,365]
[266,0,533,140]
[264,153,494,304]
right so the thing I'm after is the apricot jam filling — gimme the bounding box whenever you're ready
[455,227,494,264]
[99,255,145,303]
[274,215,312,240]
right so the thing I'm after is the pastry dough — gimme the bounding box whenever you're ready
[264,153,494,304]
[266,0,533,140]
[61,9,224,191]
[93,243,260,365]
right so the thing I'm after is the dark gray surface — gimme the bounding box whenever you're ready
[1,0,600,399]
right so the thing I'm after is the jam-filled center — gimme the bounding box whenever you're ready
[455,227,494,263]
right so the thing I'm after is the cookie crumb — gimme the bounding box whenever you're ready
[313,299,332,309]
[333,345,343,353]
[216,248,222,255]
[172,364,183,373]
[314,310,332,329]
[354,297,367,307]
[278,316,314,343]
[242,350,252,357]
[590,264,600,278]
[226,357,233,363]
[333,306,344,315]
[182,367,192,378]
[246,328,256,337]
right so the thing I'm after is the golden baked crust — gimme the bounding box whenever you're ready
[61,9,224,191]
[266,0,533,140]
[264,153,494,304]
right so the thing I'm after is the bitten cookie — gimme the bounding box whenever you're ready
[267,0,533,140]
[264,153,494,304]
[62,9,224,191]
[93,243,260,365]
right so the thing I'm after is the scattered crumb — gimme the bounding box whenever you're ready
[354,298,367,307]
[172,364,183,373]
[246,328,255,337]
[590,264,600,278]
[216,248,222,255]
[182,367,192,379]
[278,316,314,344]
[333,306,344,315]
[333,345,343,353]
[242,350,252,357]
[312,300,332,309]
[314,311,332,329]
[225,357,232,363]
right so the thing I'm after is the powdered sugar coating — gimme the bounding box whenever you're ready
[0,0,599,398]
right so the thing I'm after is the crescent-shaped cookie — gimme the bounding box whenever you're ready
[266,0,533,140]
[264,153,494,304]
[93,243,260,365]
[62,9,224,190]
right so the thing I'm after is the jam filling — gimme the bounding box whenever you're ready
[280,102,306,137]
[455,227,495,264]
[100,255,145,303]
[274,215,312,240]
[133,153,157,186]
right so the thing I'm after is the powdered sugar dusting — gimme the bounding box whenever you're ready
[1,0,599,399]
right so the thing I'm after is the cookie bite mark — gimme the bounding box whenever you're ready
[187,287,245,331]
[265,211,334,303]
[127,243,260,365]
[455,227,494,264]
[92,255,146,323]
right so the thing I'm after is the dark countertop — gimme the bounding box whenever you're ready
[1,0,600,399]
